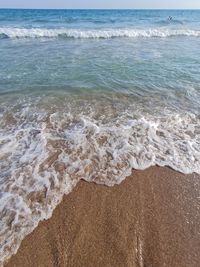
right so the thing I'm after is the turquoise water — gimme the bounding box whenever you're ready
[0,9,200,265]
[0,10,200,98]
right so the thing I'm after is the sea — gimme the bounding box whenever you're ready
[0,9,200,265]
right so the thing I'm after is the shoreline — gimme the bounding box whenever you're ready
[5,166,200,267]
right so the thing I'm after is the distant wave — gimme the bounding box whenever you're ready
[0,27,200,39]
[156,19,185,26]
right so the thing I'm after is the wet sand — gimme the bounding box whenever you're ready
[5,166,200,267]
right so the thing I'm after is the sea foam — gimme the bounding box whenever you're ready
[0,27,200,39]
[0,96,200,266]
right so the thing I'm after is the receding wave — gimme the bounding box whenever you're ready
[0,27,200,39]
[0,94,200,265]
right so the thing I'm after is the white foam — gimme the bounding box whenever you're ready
[0,27,200,39]
[0,98,200,266]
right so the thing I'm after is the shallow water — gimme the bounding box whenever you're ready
[0,9,200,265]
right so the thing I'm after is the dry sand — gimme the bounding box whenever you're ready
[5,166,200,267]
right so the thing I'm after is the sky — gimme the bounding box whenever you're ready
[0,0,200,9]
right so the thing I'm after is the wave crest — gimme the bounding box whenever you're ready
[0,27,200,39]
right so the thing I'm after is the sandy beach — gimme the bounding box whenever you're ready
[5,166,200,267]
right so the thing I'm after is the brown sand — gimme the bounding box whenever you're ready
[5,167,200,267]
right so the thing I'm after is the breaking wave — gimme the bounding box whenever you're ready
[0,27,200,39]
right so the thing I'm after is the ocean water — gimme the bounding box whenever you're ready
[0,9,200,265]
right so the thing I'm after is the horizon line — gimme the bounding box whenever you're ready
[0,7,200,10]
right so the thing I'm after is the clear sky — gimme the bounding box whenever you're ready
[0,0,200,9]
